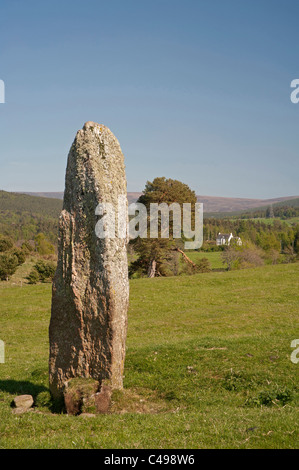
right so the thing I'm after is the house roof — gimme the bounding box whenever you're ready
[217,233,231,239]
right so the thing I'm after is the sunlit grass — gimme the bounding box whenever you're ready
[0,263,298,448]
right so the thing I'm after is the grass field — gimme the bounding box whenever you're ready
[188,251,223,270]
[0,264,298,448]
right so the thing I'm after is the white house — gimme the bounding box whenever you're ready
[216,232,242,246]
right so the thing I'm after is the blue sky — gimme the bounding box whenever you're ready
[0,0,299,198]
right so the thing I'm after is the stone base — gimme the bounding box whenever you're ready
[63,378,112,416]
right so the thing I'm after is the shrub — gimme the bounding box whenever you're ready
[27,269,40,284]
[11,248,26,266]
[0,237,14,253]
[34,233,55,255]
[239,247,264,268]
[221,247,240,271]
[221,243,265,270]
[0,253,18,280]
[245,387,293,407]
[266,249,281,265]
[223,371,256,392]
[195,257,211,273]
[21,241,34,255]
[34,260,56,282]
[179,262,195,276]
[201,243,224,253]
[27,260,56,284]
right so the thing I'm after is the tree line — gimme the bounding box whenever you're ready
[1,181,298,280]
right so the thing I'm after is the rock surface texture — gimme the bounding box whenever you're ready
[49,122,129,400]
[13,394,34,408]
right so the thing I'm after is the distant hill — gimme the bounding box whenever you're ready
[19,191,299,213]
[20,192,65,201]
[0,190,62,243]
[273,197,299,209]
[19,191,142,206]
[196,195,299,213]
[206,197,299,219]
[2,191,62,218]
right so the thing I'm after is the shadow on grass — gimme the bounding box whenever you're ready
[0,379,48,398]
[0,380,64,413]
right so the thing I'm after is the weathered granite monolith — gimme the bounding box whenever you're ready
[49,121,129,401]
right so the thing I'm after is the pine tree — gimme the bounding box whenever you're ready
[130,177,197,277]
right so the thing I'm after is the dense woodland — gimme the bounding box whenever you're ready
[203,218,299,253]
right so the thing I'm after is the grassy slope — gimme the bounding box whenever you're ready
[0,264,298,449]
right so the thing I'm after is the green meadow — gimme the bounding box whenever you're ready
[0,263,298,449]
[187,251,223,270]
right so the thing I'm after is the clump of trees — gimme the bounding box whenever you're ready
[0,231,56,282]
[0,236,27,280]
[34,233,55,256]
[221,243,265,271]
[220,235,299,271]
[27,260,56,284]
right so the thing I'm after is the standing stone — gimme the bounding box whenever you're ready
[49,122,129,401]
